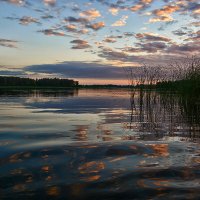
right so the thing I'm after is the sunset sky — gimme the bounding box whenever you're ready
[0,0,199,84]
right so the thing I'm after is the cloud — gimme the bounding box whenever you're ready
[192,7,200,18]
[185,30,200,42]
[1,0,199,74]
[97,46,176,65]
[79,9,101,20]
[189,21,200,27]
[112,15,128,27]
[122,47,141,53]
[19,16,40,25]
[124,42,167,53]
[0,70,26,76]
[64,24,89,34]
[97,47,135,62]
[150,4,180,22]
[186,2,200,18]
[64,17,89,24]
[91,0,154,13]
[135,32,171,42]
[65,24,77,31]
[153,5,180,16]
[41,14,55,20]
[149,15,174,23]
[64,16,104,31]
[70,39,91,49]
[86,21,105,31]
[103,37,117,43]
[43,0,56,6]
[1,0,25,5]
[130,4,144,12]
[124,32,135,37]
[6,16,41,26]
[38,29,66,37]
[97,39,199,64]
[172,28,193,36]
[166,42,200,55]
[23,61,127,79]
[137,42,168,53]
[130,0,153,12]
[0,38,18,48]
[108,7,119,15]
[70,4,81,12]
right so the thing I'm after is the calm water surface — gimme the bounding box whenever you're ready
[0,89,200,199]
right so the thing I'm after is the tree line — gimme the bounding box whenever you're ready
[0,76,79,87]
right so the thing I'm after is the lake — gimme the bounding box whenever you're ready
[0,89,200,199]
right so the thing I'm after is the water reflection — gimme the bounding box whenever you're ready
[127,89,200,141]
[0,89,200,199]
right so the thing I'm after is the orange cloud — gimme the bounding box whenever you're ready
[112,15,128,27]
[109,7,119,15]
[80,9,101,20]
[150,5,180,23]
[130,4,143,12]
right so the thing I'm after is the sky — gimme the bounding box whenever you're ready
[0,0,199,84]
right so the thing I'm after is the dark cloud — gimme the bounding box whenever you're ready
[97,47,139,62]
[23,62,127,79]
[108,35,123,39]
[97,40,199,63]
[0,70,26,76]
[158,20,178,31]
[135,32,171,42]
[172,29,190,36]
[92,0,154,13]
[124,32,135,37]
[86,21,105,31]
[186,2,200,18]
[95,47,161,65]
[64,17,90,24]
[19,16,41,25]
[137,42,167,53]
[6,16,41,26]
[70,39,91,49]
[189,21,200,27]
[124,42,168,53]
[184,31,200,42]
[38,29,67,37]
[41,14,55,19]
[0,38,18,48]
[165,42,200,55]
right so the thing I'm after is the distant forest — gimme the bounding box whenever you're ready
[0,76,79,87]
